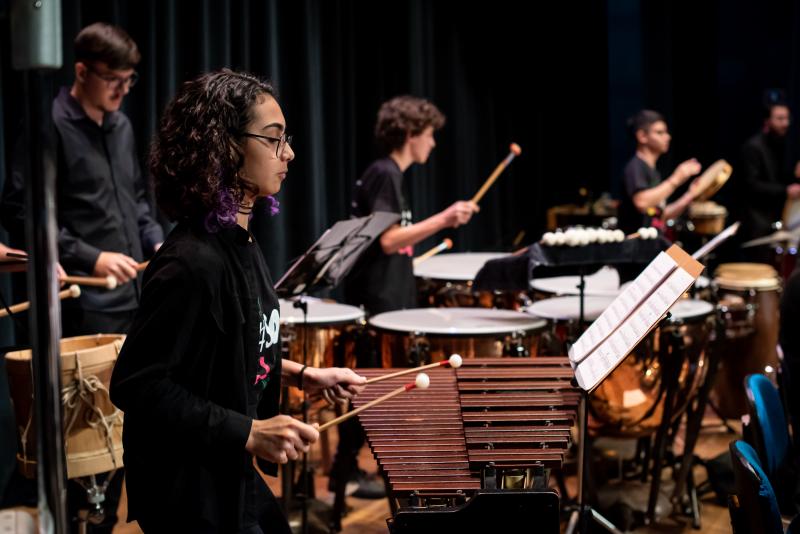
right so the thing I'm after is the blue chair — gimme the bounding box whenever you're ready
[745,373,799,515]
[728,440,800,534]
[745,374,791,479]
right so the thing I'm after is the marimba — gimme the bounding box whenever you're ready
[354,357,579,532]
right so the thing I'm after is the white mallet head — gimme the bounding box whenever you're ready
[448,354,463,368]
[106,275,118,290]
[68,284,81,298]
[415,373,431,389]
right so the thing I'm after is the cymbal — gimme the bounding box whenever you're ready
[741,229,800,248]
[694,159,733,201]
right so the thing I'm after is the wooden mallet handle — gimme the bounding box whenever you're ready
[0,284,80,318]
[470,143,522,204]
[413,238,453,267]
[318,373,430,432]
[60,275,118,289]
[364,354,463,385]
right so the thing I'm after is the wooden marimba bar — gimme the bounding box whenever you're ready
[354,356,579,525]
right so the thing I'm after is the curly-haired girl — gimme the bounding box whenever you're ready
[110,69,365,533]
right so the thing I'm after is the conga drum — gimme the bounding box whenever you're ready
[5,334,125,479]
[712,263,781,418]
[368,307,547,367]
[688,201,728,235]
[414,252,528,309]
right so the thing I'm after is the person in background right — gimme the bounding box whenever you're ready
[739,90,800,262]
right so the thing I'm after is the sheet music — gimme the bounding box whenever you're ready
[568,251,677,363]
[573,266,697,391]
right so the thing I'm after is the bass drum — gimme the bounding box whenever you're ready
[589,300,715,438]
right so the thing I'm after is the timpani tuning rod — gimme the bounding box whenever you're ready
[317,372,431,432]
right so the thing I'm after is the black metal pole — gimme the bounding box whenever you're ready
[24,69,69,533]
[12,1,69,530]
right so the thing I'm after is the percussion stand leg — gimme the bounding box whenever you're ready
[645,329,682,525]
[565,389,623,534]
[74,472,114,534]
[294,298,313,534]
[704,399,738,434]
[671,316,725,526]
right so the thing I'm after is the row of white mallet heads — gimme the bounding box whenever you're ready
[540,226,658,247]
[318,354,463,432]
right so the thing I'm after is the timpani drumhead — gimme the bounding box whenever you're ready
[525,296,615,322]
[695,275,711,290]
[413,252,509,281]
[369,307,546,335]
[279,298,364,325]
[530,266,620,297]
[668,299,715,322]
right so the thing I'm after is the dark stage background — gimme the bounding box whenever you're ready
[1,0,800,340]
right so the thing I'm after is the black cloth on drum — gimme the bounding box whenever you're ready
[618,156,661,234]
[344,157,415,314]
[473,238,671,292]
[0,87,163,312]
[739,131,795,241]
[110,222,285,532]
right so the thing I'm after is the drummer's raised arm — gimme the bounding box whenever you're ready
[380,201,478,255]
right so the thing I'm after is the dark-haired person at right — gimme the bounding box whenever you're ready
[739,91,800,261]
[618,109,703,235]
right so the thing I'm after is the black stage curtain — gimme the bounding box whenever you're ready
[1,0,800,330]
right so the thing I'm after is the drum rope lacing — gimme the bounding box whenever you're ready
[18,342,124,471]
[61,352,123,470]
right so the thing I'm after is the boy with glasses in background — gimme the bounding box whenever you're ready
[0,22,162,533]
[2,22,163,339]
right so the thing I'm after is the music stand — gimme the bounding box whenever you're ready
[273,211,399,534]
[275,211,400,298]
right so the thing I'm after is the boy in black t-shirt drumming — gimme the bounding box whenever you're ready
[618,109,703,234]
[332,97,478,505]
[345,95,479,314]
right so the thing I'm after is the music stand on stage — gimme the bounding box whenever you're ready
[273,211,399,534]
[275,211,399,298]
